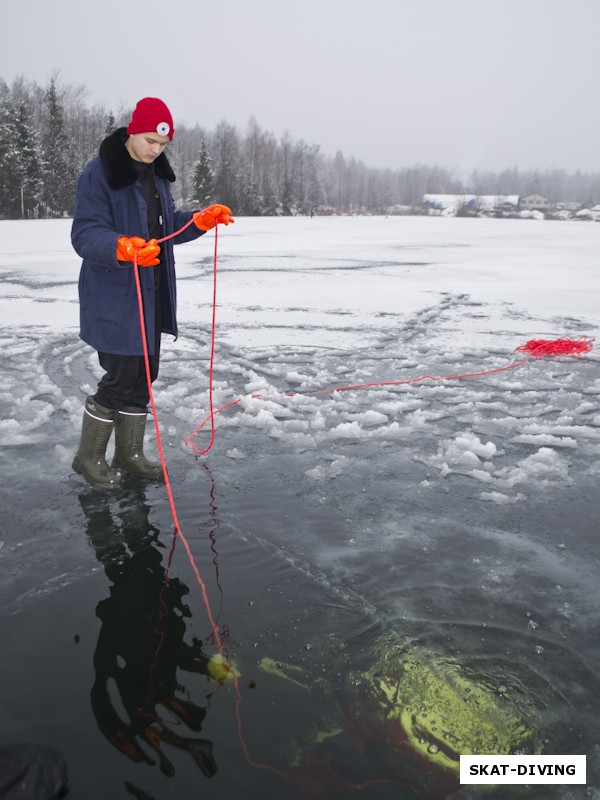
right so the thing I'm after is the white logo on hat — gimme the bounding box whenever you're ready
[157,122,170,136]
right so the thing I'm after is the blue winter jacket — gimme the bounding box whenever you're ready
[71,128,204,355]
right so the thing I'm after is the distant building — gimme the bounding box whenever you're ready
[422,194,477,213]
[554,201,581,212]
[477,195,520,212]
[422,194,519,214]
[519,193,551,212]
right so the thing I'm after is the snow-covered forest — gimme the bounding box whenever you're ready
[2,73,600,219]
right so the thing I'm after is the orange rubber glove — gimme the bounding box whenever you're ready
[193,204,234,231]
[116,236,161,267]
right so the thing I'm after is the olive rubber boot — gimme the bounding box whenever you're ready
[72,396,123,490]
[112,406,164,481]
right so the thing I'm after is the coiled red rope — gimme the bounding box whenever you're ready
[184,334,596,452]
[515,336,594,358]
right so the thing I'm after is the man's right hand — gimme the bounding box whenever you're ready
[116,236,161,266]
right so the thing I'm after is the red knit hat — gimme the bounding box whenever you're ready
[126,97,175,140]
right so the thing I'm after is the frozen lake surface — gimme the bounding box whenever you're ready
[0,215,599,799]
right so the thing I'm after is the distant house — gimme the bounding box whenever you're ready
[422,194,477,213]
[422,194,519,214]
[519,193,551,212]
[477,195,519,212]
[554,201,581,212]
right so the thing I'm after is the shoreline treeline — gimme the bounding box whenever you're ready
[2,74,600,219]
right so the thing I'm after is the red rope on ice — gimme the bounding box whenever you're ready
[515,336,595,359]
[132,222,286,782]
[195,226,219,455]
[132,245,222,653]
[184,335,596,452]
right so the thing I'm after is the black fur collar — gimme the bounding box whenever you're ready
[99,127,176,190]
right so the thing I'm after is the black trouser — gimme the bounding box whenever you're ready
[94,265,163,410]
[94,341,160,410]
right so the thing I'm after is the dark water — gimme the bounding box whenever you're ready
[1,418,599,800]
[1,307,600,799]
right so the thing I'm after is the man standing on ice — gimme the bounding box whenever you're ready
[71,97,233,490]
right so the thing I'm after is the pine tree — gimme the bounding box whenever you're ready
[192,139,214,206]
[40,77,73,216]
[103,111,116,138]
[212,120,240,211]
[240,117,269,215]
[13,100,42,218]
[0,94,20,217]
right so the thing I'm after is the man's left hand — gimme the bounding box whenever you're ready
[193,204,234,231]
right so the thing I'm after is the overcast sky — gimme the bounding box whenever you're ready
[2,0,598,174]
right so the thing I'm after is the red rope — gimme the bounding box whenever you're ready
[194,226,219,455]
[184,336,595,452]
[132,255,223,651]
[515,336,594,358]
[132,228,286,782]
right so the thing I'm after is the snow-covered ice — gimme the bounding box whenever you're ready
[5,218,599,474]
[1,215,599,798]
[1,214,599,587]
